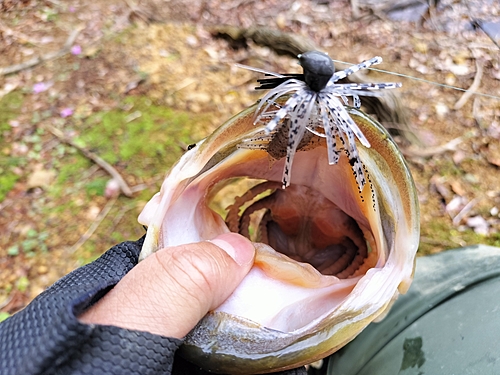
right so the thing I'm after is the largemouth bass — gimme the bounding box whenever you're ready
[138,52,419,374]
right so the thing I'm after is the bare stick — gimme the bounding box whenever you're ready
[452,198,478,226]
[212,26,317,57]
[0,294,14,310]
[109,202,137,234]
[69,197,118,254]
[402,136,463,158]
[454,59,483,110]
[0,28,82,76]
[43,124,134,197]
[419,236,459,248]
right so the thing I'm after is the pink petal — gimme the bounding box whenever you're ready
[33,82,48,93]
[71,45,82,55]
[60,108,74,118]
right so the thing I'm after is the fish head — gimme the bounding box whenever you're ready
[138,103,419,374]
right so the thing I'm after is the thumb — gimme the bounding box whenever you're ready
[80,233,255,339]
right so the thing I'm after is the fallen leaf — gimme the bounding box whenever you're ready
[26,165,56,189]
[484,142,500,167]
[449,180,467,196]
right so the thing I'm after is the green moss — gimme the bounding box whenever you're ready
[56,155,91,185]
[0,91,25,202]
[436,159,462,177]
[0,167,20,202]
[42,96,202,258]
[78,96,195,177]
[420,217,500,255]
[0,157,25,203]
[85,178,107,197]
[0,91,24,132]
[0,312,10,323]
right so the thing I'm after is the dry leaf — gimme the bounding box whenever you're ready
[26,165,56,189]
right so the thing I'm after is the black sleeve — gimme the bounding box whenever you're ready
[0,238,183,375]
[0,238,308,375]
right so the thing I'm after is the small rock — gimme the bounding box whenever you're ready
[185,35,198,47]
[452,150,466,165]
[446,195,464,215]
[86,206,100,220]
[435,102,449,119]
[466,215,489,235]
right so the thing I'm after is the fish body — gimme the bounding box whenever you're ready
[138,103,419,374]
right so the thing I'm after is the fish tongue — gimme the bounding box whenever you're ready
[214,243,359,332]
[253,242,341,288]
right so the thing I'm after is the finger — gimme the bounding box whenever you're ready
[80,233,255,339]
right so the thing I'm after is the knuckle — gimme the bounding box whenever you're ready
[157,243,228,299]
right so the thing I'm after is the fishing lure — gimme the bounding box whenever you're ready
[246,51,402,191]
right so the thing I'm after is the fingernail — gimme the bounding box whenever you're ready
[210,233,255,266]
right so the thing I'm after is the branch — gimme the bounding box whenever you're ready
[212,26,317,57]
[454,59,483,110]
[402,136,464,158]
[69,197,118,254]
[43,124,134,197]
[0,28,82,76]
[452,198,478,226]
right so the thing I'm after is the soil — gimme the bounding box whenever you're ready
[1,0,499,316]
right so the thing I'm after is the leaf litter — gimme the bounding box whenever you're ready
[0,0,500,315]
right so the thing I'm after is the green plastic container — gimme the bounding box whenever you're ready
[327,245,500,375]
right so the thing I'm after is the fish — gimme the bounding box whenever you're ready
[137,93,419,373]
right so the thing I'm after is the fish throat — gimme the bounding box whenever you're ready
[224,181,369,278]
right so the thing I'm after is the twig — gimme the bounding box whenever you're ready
[109,202,138,234]
[69,197,118,254]
[0,20,41,45]
[43,124,134,197]
[402,136,463,158]
[419,236,457,248]
[454,59,483,110]
[0,27,82,76]
[452,198,478,226]
[0,294,14,310]
[211,25,317,57]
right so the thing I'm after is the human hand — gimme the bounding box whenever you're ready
[79,233,255,338]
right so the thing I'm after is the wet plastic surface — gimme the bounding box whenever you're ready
[327,245,500,375]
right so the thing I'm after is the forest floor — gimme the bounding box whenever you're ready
[1,0,499,317]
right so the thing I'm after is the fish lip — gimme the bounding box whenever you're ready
[138,105,419,373]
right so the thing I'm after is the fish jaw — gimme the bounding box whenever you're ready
[138,105,419,373]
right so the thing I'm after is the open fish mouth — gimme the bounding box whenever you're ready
[138,104,419,374]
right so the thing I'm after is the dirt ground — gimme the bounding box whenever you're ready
[1,0,499,316]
